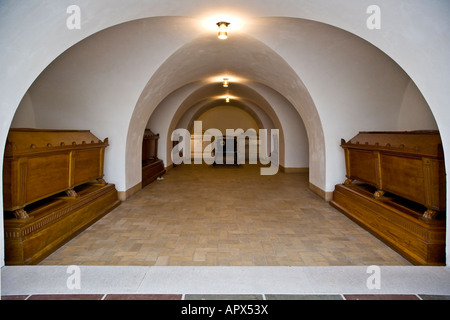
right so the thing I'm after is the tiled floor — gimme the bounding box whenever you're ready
[40,164,410,266]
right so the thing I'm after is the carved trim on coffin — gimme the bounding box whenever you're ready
[331,184,445,265]
[344,178,353,186]
[65,188,78,198]
[5,185,116,239]
[13,209,29,220]
[423,209,439,221]
[5,140,17,154]
[97,178,107,185]
[374,190,385,199]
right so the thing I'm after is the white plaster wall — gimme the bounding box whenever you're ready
[247,83,309,169]
[248,17,434,191]
[198,106,260,133]
[11,93,37,128]
[9,17,203,191]
[147,83,204,167]
[397,80,438,131]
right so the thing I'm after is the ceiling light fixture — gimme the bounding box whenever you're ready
[217,21,230,40]
[226,96,230,103]
[223,78,229,87]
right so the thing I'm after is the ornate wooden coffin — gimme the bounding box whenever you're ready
[331,183,446,265]
[3,129,109,219]
[142,129,165,188]
[340,131,445,220]
[4,183,120,265]
[142,129,159,161]
[332,131,446,265]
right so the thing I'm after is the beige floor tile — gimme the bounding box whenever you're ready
[40,164,411,266]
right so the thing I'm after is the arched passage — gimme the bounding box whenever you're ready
[147,80,309,174]
[127,32,323,198]
[1,2,447,265]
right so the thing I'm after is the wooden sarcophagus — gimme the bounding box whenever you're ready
[340,131,445,219]
[331,131,446,265]
[3,128,121,265]
[3,129,109,219]
[142,129,165,188]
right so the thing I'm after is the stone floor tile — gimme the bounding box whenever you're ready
[40,164,411,267]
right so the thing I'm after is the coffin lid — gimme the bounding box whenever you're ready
[5,128,108,156]
[341,131,443,158]
[143,129,159,139]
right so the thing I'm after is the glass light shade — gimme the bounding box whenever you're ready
[217,22,230,40]
[218,31,228,40]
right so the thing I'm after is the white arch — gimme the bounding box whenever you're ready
[146,82,308,175]
[127,32,323,196]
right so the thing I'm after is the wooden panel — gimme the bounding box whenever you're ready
[73,149,102,185]
[3,128,108,218]
[347,149,379,186]
[142,129,164,187]
[5,129,102,154]
[25,153,70,203]
[423,158,446,211]
[142,129,159,161]
[331,184,446,266]
[4,183,120,265]
[2,159,14,209]
[142,159,165,188]
[379,154,425,204]
[345,131,443,158]
[341,131,445,219]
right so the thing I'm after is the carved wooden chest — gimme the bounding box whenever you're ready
[332,131,446,265]
[340,131,445,220]
[142,129,165,188]
[3,129,109,219]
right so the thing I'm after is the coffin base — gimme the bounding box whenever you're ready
[142,159,166,188]
[4,183,121,265]
[330,183,446,266]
